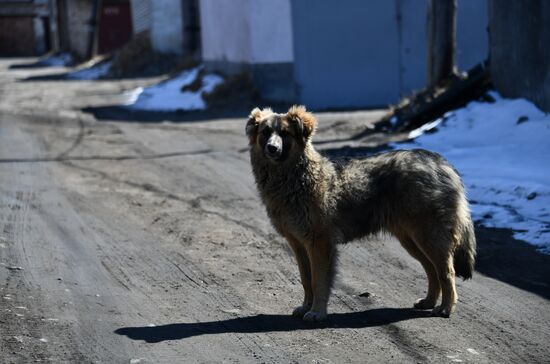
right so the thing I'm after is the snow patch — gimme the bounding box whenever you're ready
[67,61,111,80]
[40,53,73,67]
[401,94,550,253]
[125,67,223,111]
[408,118,441,139]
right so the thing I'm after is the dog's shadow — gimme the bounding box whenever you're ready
[114,308,431,343]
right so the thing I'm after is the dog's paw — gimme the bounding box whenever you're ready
[302,310,327,322]
[414,298,436,310]
[292,305,311,318]
[431,305,453,318]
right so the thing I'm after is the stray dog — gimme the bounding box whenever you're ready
[246,106,476,321]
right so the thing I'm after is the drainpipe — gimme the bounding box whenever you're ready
[87,0,101,58]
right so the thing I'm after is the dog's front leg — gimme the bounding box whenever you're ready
[303,237,336,322]
[285,235,313,317]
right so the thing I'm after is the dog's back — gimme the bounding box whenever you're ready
[333,150,462,235]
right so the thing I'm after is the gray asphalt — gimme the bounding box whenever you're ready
[0,59,549,363]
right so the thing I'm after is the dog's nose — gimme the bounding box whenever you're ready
[267,144,279,154]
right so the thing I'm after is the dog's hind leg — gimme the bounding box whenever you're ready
[430,253,457,318]
[407,226,458,317]
[303,236,337,322]
[415,233,457,317]
[397,234,441,309]
[284,234,313,318]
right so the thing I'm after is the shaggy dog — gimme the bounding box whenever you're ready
[246,105,476,322]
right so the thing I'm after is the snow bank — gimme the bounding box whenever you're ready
[124,67,223,111]
[401,93,550,253]
[67,61,111,80]
[40,53,73,67]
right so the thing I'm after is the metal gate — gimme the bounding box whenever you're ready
[290,0,487,109]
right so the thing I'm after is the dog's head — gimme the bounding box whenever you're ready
[246,105,317,163]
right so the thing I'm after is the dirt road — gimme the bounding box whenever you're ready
[1,59,549,363]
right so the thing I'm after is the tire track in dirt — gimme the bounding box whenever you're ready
[40,126,313,362]
[0,160,86,361]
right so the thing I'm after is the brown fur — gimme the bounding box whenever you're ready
[246,106,476,321]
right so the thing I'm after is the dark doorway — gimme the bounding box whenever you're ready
[0,16,36,56]
[97,0,133,54]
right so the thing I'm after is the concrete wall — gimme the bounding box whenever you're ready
[33,16,46,54]
[200,0,293,63]
[200,0,252,63]
[130,0,151,35]
[65,0,93,59]
[199,0,487,107]
[150,0,183,54]
[249,1,293,63]
[291,0,402,109]
[199,0,294,101]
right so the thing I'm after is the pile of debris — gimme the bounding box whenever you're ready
[378,61,492,132]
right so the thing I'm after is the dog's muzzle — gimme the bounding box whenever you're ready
[265,134,283,160]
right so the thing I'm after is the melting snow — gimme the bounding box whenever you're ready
[40,53,73,67]
[67,61,111,80]
[125,67,223,111]
[401,93,550,253]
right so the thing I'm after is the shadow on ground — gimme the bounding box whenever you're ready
[81,105,251,123]
[20,73,73,81]
[14,57,182,80]
[115,308,431,343]
[9,60,63,69]
[475,226,550,299]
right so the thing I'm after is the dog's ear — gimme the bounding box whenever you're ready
[245,107,263,140]
[287,105,317,141]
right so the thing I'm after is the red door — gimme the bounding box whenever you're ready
[97,1,133,54]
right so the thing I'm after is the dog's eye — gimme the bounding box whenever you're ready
[261,128,272,137]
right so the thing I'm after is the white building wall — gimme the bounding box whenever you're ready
[200,0,293,64]
[249,0,293,63]
[150,0,184,54]
[33,16,46,54]
[130,0,151,34]
[66,0,93,59]
[199,0,252,63]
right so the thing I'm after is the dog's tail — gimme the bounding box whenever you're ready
[453,198,476,280]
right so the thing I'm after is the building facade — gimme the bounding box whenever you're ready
[129,0,199,55]
[199,0,294,102]
[0,0,52,56]
[199,0,489,109]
